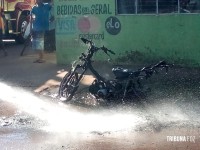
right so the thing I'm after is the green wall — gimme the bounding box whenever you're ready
[55,0,200,66]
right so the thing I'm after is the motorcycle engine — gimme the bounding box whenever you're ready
[89,79,123,99]
[89,79,109,99]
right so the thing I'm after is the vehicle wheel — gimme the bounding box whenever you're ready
[59,71,79,102]
[15,15,28,44]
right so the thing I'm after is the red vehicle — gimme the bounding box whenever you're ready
[0,0,35,43]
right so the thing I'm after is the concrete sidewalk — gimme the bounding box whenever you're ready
[0,41,68,95]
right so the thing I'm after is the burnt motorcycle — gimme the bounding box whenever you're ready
[59,38,170,103]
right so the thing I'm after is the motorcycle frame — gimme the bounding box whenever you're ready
[71,46,107,86]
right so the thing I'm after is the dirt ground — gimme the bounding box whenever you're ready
[0,41,200,150]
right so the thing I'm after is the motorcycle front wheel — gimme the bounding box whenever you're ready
[59,71,79,102]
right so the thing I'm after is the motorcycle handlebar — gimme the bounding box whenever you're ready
[81,38,93,45]
[101,46,115,55]
[81,38,115,55]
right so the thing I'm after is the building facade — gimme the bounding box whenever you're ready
[54,0,200,66]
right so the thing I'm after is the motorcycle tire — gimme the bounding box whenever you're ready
[59,71,79,102]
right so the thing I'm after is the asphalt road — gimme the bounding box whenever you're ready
[0,41,200,150]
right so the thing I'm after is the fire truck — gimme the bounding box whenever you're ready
[0,0,35,43]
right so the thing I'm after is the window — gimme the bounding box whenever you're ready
[116,0,200,14]
[180,0,200,13]
[117,0,136,14]
[138,0,157,14]
[158,0,178,13]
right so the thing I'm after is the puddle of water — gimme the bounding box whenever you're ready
[0,81,199,135]
[1,82,200,150]
[0,82,145,133]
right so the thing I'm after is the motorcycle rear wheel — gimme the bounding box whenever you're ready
[59,71,79,102]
